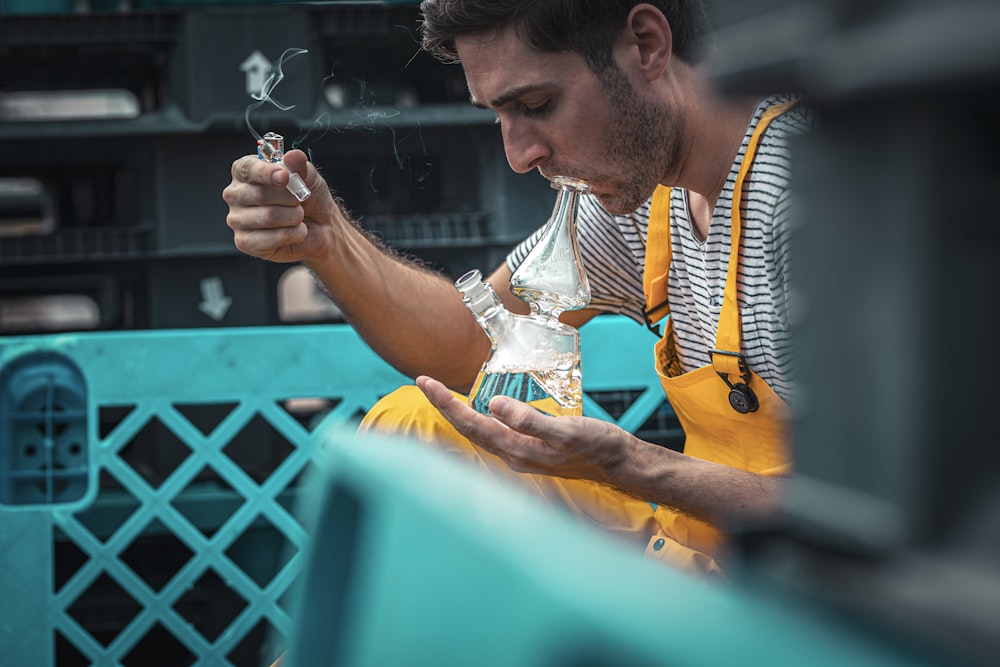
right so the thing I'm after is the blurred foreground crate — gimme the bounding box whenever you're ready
[283,427,953,667]
[0,315,672,666]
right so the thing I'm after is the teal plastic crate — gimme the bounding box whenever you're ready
[0,315,668,666]
[283,426,952,667]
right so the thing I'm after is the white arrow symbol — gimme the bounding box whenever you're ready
[240,50,274,98]
[198,277,232,321]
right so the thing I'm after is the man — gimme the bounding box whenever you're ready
[223,0,812,577]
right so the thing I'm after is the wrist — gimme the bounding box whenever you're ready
[301,213,369,280]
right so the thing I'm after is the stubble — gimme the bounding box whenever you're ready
[595,64,682,215]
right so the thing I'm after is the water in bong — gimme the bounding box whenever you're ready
[469,352,583,417]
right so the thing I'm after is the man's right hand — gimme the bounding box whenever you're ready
[222,149,342,264]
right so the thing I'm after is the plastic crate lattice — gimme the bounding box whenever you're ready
[0,317,668,666]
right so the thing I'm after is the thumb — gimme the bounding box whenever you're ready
[282,148,310,175]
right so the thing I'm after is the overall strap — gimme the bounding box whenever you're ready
[712,98,799,379]
[642,185,673,334]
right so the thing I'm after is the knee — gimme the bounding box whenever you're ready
[360,385,431,429]
[359,384,463,438]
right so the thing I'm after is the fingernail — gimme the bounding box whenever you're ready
[489,396,508,417]
[271,169,285,186]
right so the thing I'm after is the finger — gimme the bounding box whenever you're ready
[224,174,305,216]
[282,149,309,176]
[232,222,308,258]
[226,193,304,228]
[488,395,557,437]
[284,149,331,198]
[265,149,314,192]
[231,154,285,186]
[416,376,513,442]
[415,376,468,414]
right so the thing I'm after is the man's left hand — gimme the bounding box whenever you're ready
[415,375,630,484]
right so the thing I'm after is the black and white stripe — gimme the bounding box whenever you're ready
[507,94,814,402]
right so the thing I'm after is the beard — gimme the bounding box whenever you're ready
[588,64,683,215]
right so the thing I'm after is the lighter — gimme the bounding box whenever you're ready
[257,132,311,202]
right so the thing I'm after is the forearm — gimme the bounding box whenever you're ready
[446,390,786,528]
[608,435,785,527]
[306,222,489,389]
[224,151,488,382]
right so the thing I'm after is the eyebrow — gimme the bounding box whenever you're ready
[470,83,554,110]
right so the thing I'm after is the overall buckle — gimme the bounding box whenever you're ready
[711,349,759,414]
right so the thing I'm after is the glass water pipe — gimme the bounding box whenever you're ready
[509,175,592,318]
[457,176,592,416]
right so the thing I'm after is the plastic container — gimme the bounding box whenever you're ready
[0,317,669,666]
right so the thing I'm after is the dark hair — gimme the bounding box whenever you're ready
[419,0,711,71]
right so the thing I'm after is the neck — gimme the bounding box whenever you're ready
[682,90,760,201]
[671,84,760,240]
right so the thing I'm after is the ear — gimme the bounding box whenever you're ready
[622,3,672,81]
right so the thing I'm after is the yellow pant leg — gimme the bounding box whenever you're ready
[359,385,723,577]
[359,386,658,548]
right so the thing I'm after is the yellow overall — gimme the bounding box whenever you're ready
[639,100,797,575]
[359,100,796,578]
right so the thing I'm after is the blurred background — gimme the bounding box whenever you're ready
[0,0,557,335]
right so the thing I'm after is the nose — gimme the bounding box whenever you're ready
[500,120,550,174]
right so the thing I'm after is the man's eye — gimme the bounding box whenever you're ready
[521,101,551,117]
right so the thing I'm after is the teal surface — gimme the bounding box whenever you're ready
[287,426,947,667]
[0,324,409,666]
[0,315,666,666]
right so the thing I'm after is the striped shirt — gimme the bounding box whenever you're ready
[507,94,814,402]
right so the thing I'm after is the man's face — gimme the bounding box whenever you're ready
[456,27,679,215]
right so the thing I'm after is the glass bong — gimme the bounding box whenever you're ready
[456,176,591,417]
